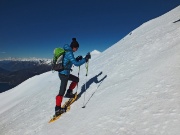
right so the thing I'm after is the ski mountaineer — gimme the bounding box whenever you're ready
[55,38,91,116]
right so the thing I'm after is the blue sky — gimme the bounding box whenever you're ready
[0,0,179,59]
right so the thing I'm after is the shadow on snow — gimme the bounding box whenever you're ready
[76,71,107,107]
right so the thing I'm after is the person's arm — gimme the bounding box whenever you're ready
[68,52,86,66]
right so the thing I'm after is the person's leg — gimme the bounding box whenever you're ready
[65,74,79,97]
[68,74,79,90]
[55,74,69,115]
[58,74,69,96]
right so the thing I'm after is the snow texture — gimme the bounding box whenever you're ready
[0,6,180,135]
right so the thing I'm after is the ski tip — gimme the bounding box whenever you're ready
[82,106,85,108]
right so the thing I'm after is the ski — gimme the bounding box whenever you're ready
[48,92,77,123]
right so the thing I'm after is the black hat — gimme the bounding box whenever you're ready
[70,38,79,48]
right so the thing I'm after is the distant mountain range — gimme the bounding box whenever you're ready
[0,51,102,93]
[0,59,51,93]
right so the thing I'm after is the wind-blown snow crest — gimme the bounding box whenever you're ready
[0,6,180,135]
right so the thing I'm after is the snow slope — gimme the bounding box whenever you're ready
[0,6,180,135]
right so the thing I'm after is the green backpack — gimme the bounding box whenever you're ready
[52,48,65,71]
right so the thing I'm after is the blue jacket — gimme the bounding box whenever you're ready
[59,44,86,75]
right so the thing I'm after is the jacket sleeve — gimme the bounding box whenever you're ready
[67,52,86,66]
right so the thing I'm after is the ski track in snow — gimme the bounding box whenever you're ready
[0,6,180,135]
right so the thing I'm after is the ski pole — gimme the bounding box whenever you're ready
[82,60,89,108]
[75,66,80,93]
[82,81,102,108]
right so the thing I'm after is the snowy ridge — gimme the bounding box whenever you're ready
[0,6,180,135]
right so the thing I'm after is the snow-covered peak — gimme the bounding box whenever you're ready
[91,50,101,55]
[90,50,101,59]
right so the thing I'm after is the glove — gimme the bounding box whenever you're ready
[85,53,91,62]
[76,55,83,61]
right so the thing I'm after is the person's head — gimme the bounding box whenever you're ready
[70,38,79,52]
